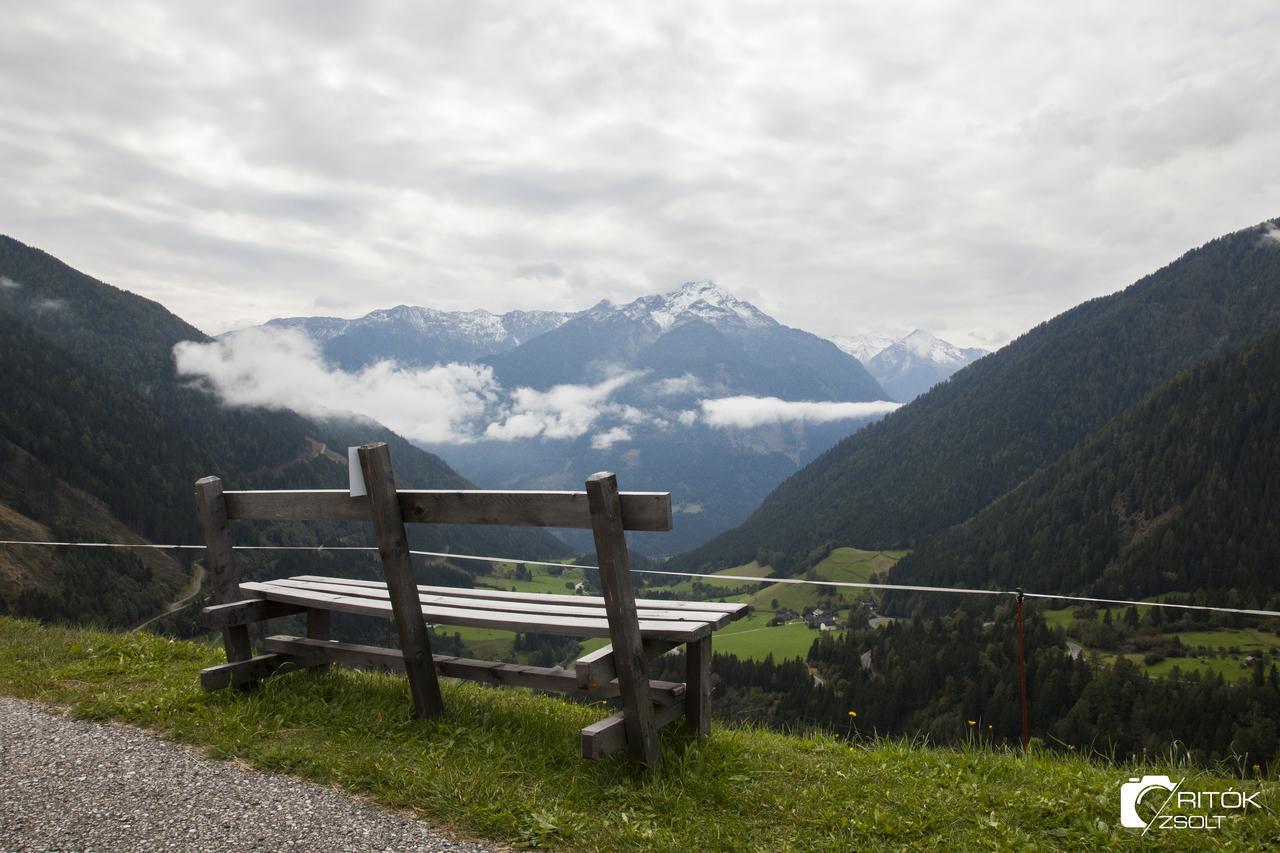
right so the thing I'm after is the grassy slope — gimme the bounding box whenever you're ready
[3,618,1275,851]
[708,549,906,660]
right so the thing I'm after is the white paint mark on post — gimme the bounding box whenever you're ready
[348,447,368,497]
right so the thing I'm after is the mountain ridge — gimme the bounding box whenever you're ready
[671,217,1280,576]
[888,326,1280,606]
[0,235,570,626]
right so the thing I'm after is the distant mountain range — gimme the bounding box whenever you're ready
[0,236,568,628]
[263,306,574,370]
[237,281,904,553]
[673,216,1280,609]
[831,330,988,401]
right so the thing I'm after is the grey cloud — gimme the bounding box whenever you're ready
[2,3,1279,345]
[515,262,565,279]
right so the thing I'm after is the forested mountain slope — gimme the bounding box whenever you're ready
[674,218,1280,573]
[0,236,568,626]
[0,436,189,626]
[890,328,1280,606]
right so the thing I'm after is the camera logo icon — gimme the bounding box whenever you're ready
[1120,775,1180,829]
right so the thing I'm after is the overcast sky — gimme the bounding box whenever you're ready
[3,2,1278,347]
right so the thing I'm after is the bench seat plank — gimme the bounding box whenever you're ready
[289,574,750,616]
[266,577,732,627]
[240,581,712,641]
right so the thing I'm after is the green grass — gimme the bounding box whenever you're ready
[744,548,905,614]
[635,549,911,662]
[443,625,519,660]
[1172,628,1280,653]
[475,561,587,596]
[815,547,907,583]
[457,562,589,661]
[1134,655,1255,682]
[713,612,828,661]
[1041,607,1075,630]
[652,561,772,597]
[1,617,1275,850]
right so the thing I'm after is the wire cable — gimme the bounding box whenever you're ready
[2,539,1277,618]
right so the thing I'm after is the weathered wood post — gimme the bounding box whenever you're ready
[585,471,661,771]
[358,442,444,719]
[685,636,712,737]
[195,476,252,665]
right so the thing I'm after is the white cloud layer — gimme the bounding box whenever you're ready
[4,4,1279,349]
[484,372,645,441]
[173,328,499,444]
[699,397,901,429]
[173,330,901,443]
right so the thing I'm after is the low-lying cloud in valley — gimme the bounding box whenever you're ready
[173,329,899,445]
[173,328,499,444]
[483,372,645,441]
[700,397,901,429]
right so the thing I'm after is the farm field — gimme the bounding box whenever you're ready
[712,611,827,660]
[649,560,771,597]
[743,547,905,615]
[1043,606,1280,683]
[434,547,907,665]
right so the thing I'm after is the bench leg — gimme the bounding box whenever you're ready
[195,477,252,670]
[306,608,331,641]
[360,442,445,719]
[586,472,661,771]
[686,636,711,737]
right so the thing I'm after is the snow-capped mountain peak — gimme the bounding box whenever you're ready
[858,330,989,401]
[609,280,777,332]
[891,329,989,368]
[896,329,965,365]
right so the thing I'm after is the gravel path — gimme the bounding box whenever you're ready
[0,697,496,852]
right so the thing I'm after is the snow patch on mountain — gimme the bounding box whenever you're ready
[830,331,900,362]
[894,329,985,367]
[260,305,575,362]
[645,280,776,331]
[861,330,988,401]
[590,280,777,334]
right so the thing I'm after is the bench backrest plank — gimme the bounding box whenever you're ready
[222,488,672,531]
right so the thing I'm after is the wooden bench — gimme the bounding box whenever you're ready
[195,442,749,771]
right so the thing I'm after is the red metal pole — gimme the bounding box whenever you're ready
[1016,589,1030,751]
